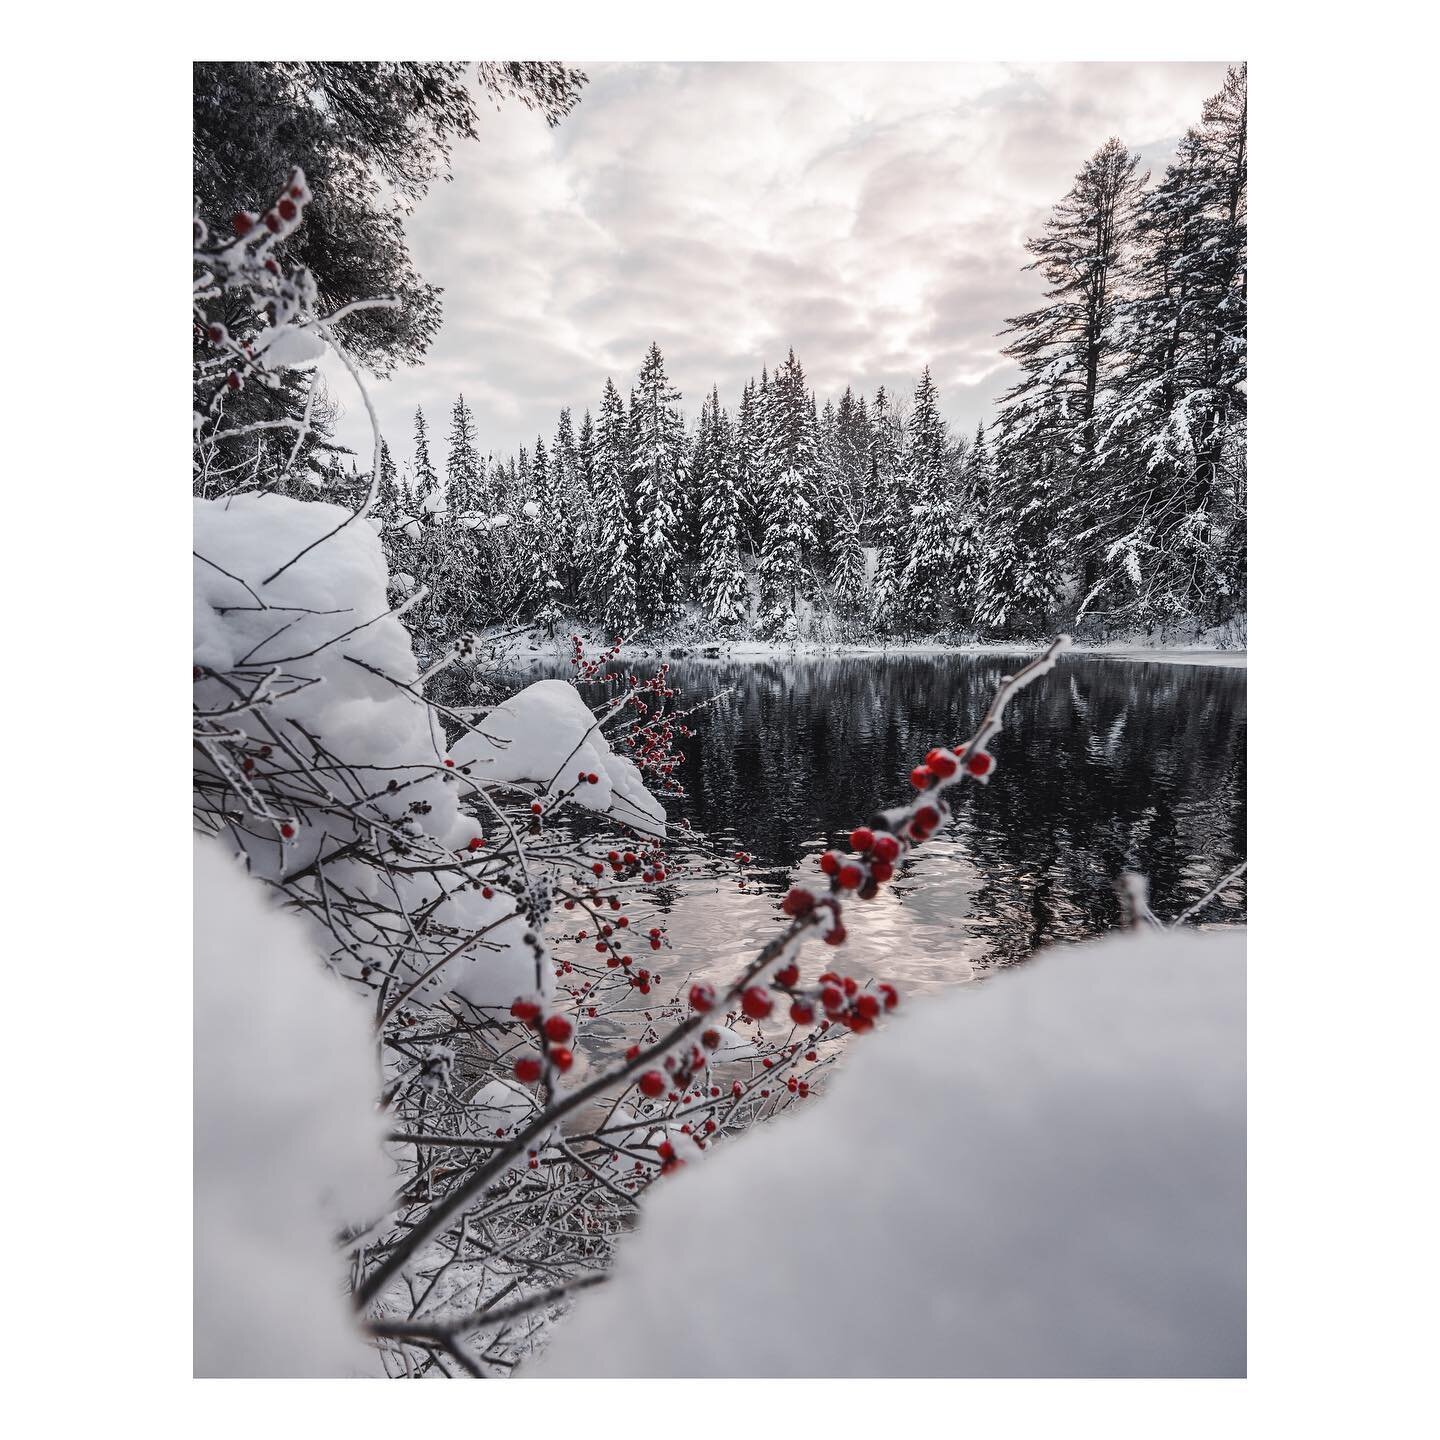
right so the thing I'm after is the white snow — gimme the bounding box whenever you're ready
[451,678,666,838]
[254,323,327,371]
[537,927,1245,1378]
[193,838,392,1377]
[193,495,558,1007]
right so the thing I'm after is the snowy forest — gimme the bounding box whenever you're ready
[196,63,1246,651]
[192,60,1246,1384]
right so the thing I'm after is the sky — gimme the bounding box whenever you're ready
[323,61,1234,472]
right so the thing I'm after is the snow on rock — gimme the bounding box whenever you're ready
[193,838,392,1377]
[536,928,1245,1378]
[451,678,666,838]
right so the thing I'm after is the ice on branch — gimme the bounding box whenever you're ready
[538,927,1245,1379]
[451,678,667,838]
[194,839,391,1378]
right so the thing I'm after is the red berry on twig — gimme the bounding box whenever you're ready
[741,986,773,1019]
[514,1055,542,1084]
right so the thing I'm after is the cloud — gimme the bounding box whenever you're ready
[321,60,1234,475]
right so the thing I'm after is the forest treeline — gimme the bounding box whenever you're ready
[196,63,1245,649]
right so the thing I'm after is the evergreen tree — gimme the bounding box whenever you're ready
[587,379,639,634]
[1095,65,1248,628]
[696,387,748,628]
[412,406,439,510]
[995,136,1147,604]
[755,350,820,638]
[374,438,400,520]
[445,394,481,513]
[897,368,956,631]
[628,343,686,629]
[867,386,907,629]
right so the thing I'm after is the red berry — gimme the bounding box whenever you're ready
[688,982,716,1011]
[231,212,253,236]
[701,1027,722,1050]
[514,1055,542,1084]
[277,197,297,221]
[965,751,995,777]
[741,986,773,1019]
[837,862,864,890]
[872,833,901,863]
[925,747,958,778]
[774,962,799,988]
[279,823,295,839]
[592,862,604,876]
[790,1000,815,1024]
[206,324,226,344]
[820,984,844,1010]
[443,757,454,767]
[467,836,484,851]
[871,859,894,884]
[587,772,599,785]
[910,766,932,789]
[543,1014,573,1043]
[510,999,541,1024]
[781,887,814,917]
[850,826,876,853]
[225,371,242,391]
[263,209,281,232]
[530,801,543,815]
[823,923,847,947]
[550,1047,574,1072]
[637,1070,666,1098]
[818,851,841,877]
[657,1141,675,1161]
[856,993,881,1019]
[879,983,899,1010]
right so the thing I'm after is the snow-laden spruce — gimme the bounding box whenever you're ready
[537,927,1245,1378]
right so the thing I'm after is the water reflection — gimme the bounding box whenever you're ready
[507,653,1247,998]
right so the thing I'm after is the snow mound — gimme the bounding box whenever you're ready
[452,678,666,838]
[193,495,536,1008]
[193,838,393,1377]
[536,928,1245,1378]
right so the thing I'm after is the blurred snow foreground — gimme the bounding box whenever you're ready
[537,927,1245,1379]
[194,839,390,1378]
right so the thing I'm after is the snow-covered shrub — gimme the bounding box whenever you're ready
[537,926,1245,1379]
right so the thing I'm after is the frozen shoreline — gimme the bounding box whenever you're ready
[507,636,1248,670]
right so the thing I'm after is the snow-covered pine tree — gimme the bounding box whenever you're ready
[696,387,748,629]
[445,394,482,514]
[897,367,957,633]
[628,343,686,630]
[755,349,820,639]
[586,378,639,635]
[995,136,1147,609]
[1094,64,1248,629]
[374,438,400,521]
[412,405,440,512]
[734,378,767,553]
[954,422,993,627]
[867,385,907,631]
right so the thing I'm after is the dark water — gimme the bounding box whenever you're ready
[512,652,1247,998]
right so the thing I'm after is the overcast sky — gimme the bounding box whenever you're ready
[324,61,1233,471]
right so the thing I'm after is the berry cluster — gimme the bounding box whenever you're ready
[510,999,576,1081]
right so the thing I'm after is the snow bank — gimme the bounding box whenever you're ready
[451,678,666,838]
[537,928,1245,1378]
[193,495,573,1008]
[193,838,392,1377]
